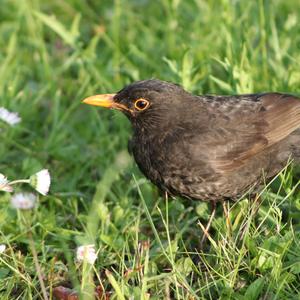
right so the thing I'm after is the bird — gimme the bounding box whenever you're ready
[83,79,300,241]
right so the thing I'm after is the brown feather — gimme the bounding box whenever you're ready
[208,93,300,173]
[262,94,300,144]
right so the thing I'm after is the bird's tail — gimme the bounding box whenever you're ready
[290,130,300,163]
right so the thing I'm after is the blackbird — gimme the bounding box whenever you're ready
[83,79,300,235]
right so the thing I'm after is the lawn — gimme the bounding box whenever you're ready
[0,0,300,299]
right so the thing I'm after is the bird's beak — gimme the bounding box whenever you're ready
[82,94,117,108]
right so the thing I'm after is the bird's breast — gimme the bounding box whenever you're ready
[131,130,207,196]
[131,134,167,189]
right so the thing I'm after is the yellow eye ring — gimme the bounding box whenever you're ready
[134,98,150,111]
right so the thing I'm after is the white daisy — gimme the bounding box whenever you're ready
[0,244,6,254]
[0,173,13,192]
[30,169,51,195]
[11,193,37,210]
[76,244,97,264]
[0,107,21,126]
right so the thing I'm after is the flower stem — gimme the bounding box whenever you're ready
[9,179,30,185]
[80,262,95,300]
[27,230,49,300]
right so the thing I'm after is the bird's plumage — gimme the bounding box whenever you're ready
[84,79,300,201]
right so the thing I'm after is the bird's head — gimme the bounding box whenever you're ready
[82,79,192,130]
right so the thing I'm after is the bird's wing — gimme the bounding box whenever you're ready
[262,93,300,144]
[193,93,300,173]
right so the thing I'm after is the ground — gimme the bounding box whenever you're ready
[0,0,300,299]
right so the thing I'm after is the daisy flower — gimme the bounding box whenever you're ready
[0,173,13,192]
[30,169,51,195]
[76,244,97,264]
[0,107,21,126]
[0,244,6,254]
[11,193,37,210]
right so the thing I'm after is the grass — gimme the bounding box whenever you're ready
[0,0,300,299]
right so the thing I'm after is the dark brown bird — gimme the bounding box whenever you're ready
[83,79,300,237]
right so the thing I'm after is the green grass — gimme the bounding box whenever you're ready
[1,0,300,299]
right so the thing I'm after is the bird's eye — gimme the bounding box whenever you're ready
[134,98,150,111]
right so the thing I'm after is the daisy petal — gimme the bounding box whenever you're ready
[0,244,6,254]
[0,173,13,192]
[76,244,97,265]
[0,107,21,126]
[30,169,51,195]
[11,193,37,210]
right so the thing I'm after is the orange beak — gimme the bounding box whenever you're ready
[82,94,117,108]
